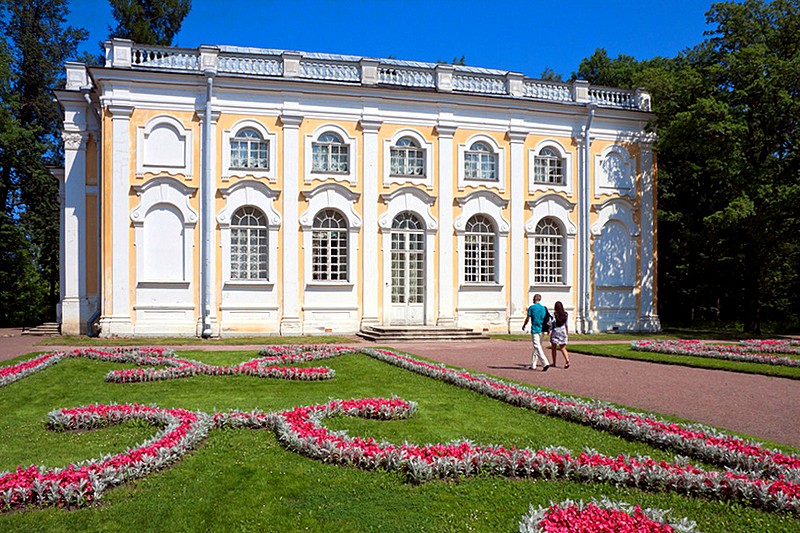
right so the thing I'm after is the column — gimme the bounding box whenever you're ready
[637,144,661,332]
[100,104,134,336]
[280,114,304,334]
[60,131,88,335]
[508,129,527,331]
[359,118,382,327]
[435,124,457,326]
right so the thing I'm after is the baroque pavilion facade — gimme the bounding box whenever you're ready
[55,39,661,337]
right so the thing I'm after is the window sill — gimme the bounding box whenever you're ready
[224,280,274,288]
[459,283,503,291]
[306,281,354,289]
[137,280,191,289]
[529,284,572,290]
[389,174,426,179]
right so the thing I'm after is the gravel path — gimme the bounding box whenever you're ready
[1,330,798,448]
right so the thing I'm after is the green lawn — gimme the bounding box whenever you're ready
[569,343,800,379]
[0,348,797,532]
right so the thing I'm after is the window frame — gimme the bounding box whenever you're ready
[304,125,358,185]
[532,217,564,285]
[311,209,349,282]
[222,120,277,182]
[230,206,269,281]
[463,214,497,284]
[383,129,434,188]
[230,128,269,171]
[529,140,573,194]
[457,134,505,192]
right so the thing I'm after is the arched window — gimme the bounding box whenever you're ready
[464,141,497,181]
[312,132,349,173]
[533,218,563,284]
[464,214,496,283]
[231,128,269,170]
[230,206,268,280]
[534,147,564,185]
[312,210,348,281]
[390,137,424,176]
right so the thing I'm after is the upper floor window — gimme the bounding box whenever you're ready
[533,218,563,284]
[312,210,348,281]
[534,147,564,185]
[230,128,269,170]
[231,206,268,280]
[390,137,425,177]
[464,141,497,181]
[464,214,496,283]
[312,132,349,173]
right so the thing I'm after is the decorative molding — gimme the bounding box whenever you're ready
[136,114,194,180]
[300,183,361,229]
[457,133,506,192]
[590,197,640,237]
[221,118,278,182]
[382,128,435,189]
[378,186,438,232]
[529,138,574,196]
[303,123,358,185]
[62,132,88,150]
[525,194,578,236]
[454,190,510,234]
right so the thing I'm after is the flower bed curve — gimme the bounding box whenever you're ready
[518,497,701,533]
[630,339,800,368]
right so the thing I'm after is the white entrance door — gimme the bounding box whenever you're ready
[390,213,425,325]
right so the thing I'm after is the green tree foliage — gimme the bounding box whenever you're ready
[107,0,191,46]
[0,0,86,326]
[576,0,800,333]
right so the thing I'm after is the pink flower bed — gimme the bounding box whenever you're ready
[631,339,800,367]
[519,498,700,532]
[0,403,211,511]
[2,344,800,515]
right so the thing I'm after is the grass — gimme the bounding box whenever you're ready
[36,335,359,347]
[0,348,798,532]
[568,343,800,380]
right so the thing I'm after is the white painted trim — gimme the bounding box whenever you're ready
[303,123,358,185]
[378,187,437,231]
[360,117,381,326]
[435,123,457,326]
[594,144,636,198]
[457,133,506,192]
[217,180,282,283]
[280,114,302,334]
[529,138,574,196]
[221,118,278,182]
[525,197,577,291]
[382,128,434,189]
[136,114,193,180]
[590,197,640,237]
[454,190,509,288]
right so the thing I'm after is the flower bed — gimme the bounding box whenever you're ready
[519,498,701,532]
[2,345,800,516]
[0,403,211,511]
[630,339,800,367]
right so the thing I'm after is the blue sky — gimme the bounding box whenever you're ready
[67,0,714,79]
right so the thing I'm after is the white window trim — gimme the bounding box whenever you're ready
[526,194,577,289]
[130,177,198,283]
[594,144,636,198]
[300,183,361,286]
[382,129,434,189]
[304,124,358,185]
[457,133,505,192]
[222,119,277,182]
[136,115,193,180]
[454,190,509,287]
[529,139,573,195]
[217,180,282,284]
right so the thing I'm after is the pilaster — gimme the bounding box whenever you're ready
[359,117,382,327]
[435,123,457,326]
[507,129,528,331]
[100,104,134,337]
[637,144,661,332]
[280,114,304,334]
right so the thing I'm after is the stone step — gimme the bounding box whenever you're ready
[22,322,61,336]
[356,325,487,342]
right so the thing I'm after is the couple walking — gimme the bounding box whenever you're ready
[521,294,570,371]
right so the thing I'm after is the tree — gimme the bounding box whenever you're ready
[0,0,86,326]
[539,67,563,82]
[108,0,192,46]
[575,0,800,333]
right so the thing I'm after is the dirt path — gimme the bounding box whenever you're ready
[2,332,798,448]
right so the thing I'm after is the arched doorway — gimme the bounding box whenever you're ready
[390,212,425,325]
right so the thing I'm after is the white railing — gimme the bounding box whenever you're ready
[589,87,636,109]
[378,67,435,88]
[299,61,360,82]
[132,46,199,71]
[218,55,282,76]
[452,74,507,95]
[119,42,649,110]
[524,80,572,102]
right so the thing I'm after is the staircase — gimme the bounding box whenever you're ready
[22,322,61,336]
[357,325,487,342]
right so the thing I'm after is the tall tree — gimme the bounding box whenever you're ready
[108,0,191,46]
[575,0,800,333]
[0,0,86,326]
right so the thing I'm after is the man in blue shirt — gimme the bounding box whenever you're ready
[522,294,551,371]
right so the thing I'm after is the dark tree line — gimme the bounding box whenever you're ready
[0,0,190,327]
[575,0,800,333]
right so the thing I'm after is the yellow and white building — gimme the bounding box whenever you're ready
[55,39,661,337]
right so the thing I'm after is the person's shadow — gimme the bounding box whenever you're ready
[487,363,531,370]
